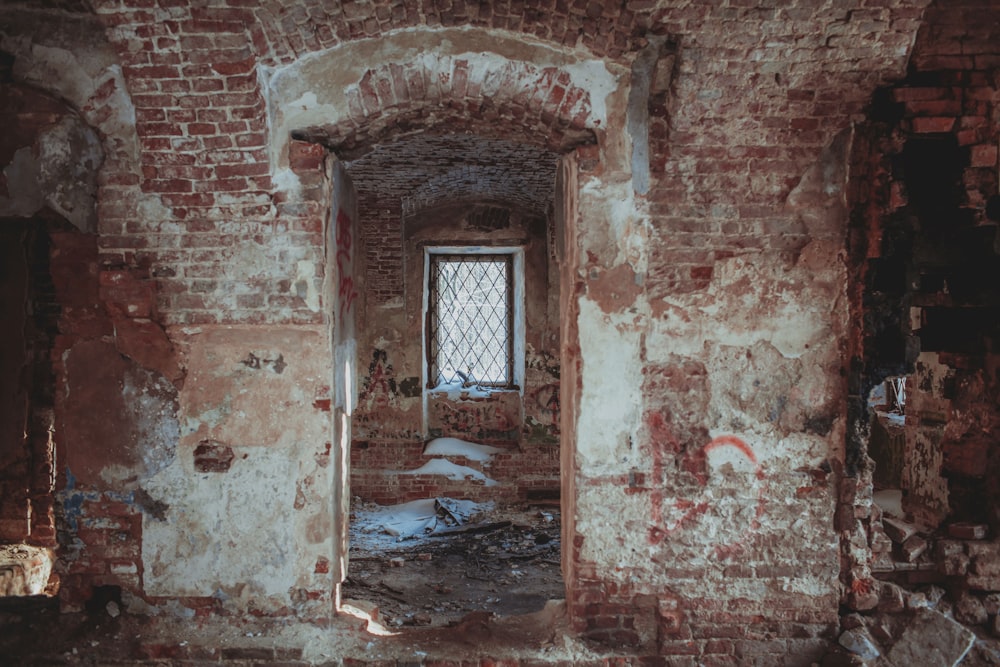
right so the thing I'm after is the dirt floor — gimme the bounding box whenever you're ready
[343,499,564,628]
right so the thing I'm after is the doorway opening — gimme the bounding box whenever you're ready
[0,219,63,600]
[332,134,577,629]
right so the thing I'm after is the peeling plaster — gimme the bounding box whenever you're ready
[0,115,102,231]
[143,326,333,608]
[579,176,650,271]
[1,15,140,165]
[142,446,299,599]
[262,26,623,173]
[575,297,644,474]
[650,254,841,360]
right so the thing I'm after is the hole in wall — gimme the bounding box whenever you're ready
[867,377,906,516]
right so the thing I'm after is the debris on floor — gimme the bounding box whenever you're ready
[346,498,563,628]
[832,582,998,665]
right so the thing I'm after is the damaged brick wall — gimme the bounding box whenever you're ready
[842,0,1000,643]
[6,2,988,663]
[565,2,930,657]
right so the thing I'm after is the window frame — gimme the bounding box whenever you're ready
[422,246,525,392]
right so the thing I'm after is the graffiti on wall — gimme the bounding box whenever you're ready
[358,348,399,411]
[524,348,561,443]
[335,208,358,321]
[531,383,560,426]
[429,398,518,442]
[646,433,768,559]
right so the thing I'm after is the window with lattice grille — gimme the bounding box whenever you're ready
[427,254,514,388]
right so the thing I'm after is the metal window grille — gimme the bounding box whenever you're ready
[428,254,513,388]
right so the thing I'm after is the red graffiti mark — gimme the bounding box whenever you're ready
[359,349,398,409]
[436,401,514,435]
[335,209,358,320]
[647,433,768,559]
[532,383,561,425]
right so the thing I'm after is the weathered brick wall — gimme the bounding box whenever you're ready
[842,0,1000,617]
[85,1,326,327]
[5,2,978,662]
[564,3,933,658]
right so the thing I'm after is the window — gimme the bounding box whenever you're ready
[427,252,518,388]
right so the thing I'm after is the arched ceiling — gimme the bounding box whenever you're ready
[345,134,558,218]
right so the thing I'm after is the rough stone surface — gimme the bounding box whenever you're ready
[956,593,990,627]
[886,609,976,666]
[839,627,881,660]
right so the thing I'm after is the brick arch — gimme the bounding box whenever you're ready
[284,53,602,160]
[250,0,655,68]
[0,11,139,231]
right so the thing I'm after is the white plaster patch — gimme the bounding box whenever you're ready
[122,371,179,481]
[136,194,175,225]
[271,166,304,198]
[37,115,102,232]
[563,59,618,124]
[142,446,299,600]
[580,177,649,271]
[24,42,102,106]
[649,255,841,360]
[575,297,643,474]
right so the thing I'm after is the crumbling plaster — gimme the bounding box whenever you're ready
[0,115,103,232]
[0,8,139,173]
[262,26,626,176]
[563,102,856,638]
[142,325,333,612]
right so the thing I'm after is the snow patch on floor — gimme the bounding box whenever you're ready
[399,458,498,486]
[427,378,495,399]
[424,437,503,462]
[350,498,494,549]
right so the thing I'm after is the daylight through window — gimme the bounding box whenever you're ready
[428,254,513,388]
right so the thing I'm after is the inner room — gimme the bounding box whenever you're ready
[338,134,567,627]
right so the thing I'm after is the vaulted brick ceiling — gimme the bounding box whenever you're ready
[345,134,559,217]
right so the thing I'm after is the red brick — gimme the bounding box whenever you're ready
[911,116,956,133]
[187,122,217,135]
[971,144,998,168]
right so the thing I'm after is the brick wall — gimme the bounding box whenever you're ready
[5,1,984,660]
[842,0,1000,614]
